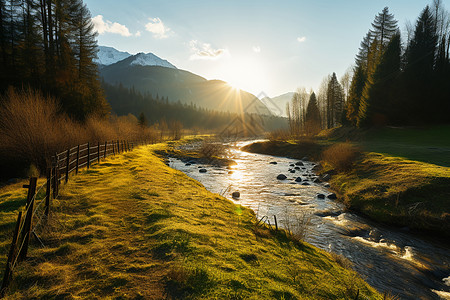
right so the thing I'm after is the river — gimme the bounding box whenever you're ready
[168,140,450,300]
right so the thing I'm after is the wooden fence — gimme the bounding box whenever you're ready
[0,139,145,297]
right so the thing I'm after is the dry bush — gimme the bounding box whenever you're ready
[0,88,164,179]
[329,252,353,270]
[85,117,118,142]
[322,143,361,172]
[199,141,228,159]
[0,88,76,171]
[265,129,291,142]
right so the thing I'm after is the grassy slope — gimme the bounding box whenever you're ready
[331,152,450,235]
[0,143,380,299]
[244,126,450,236]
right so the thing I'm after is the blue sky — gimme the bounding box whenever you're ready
[85,0,447,97]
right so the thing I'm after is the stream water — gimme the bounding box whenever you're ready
[168,141,450,300]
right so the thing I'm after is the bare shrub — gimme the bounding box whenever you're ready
[322,143,361,172]
[283,209,312,242]
[0,88,165,178]
[265,129,291,142]
[0,88,74,170]
[329,252,353,270]
[199,141,228,159]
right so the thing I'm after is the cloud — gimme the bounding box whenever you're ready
[252,46,261,53]
[135,31,141,37]
[297,36,306,43]
[92,15,132,37]
[189,40,229,60]
[145,17,172,39]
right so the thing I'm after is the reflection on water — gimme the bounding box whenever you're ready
[169,141,450,300]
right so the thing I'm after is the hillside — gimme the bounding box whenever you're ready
[100,58,272,115]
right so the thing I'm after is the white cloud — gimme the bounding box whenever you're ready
[92,15,132,37]
[135,31,141,37]
[297,36,306,43]
[189,40,229,60]
[252,46,261,53]
[145,17,172,39]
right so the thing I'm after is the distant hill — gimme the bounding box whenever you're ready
[99,48,272,115]
[262,92,294,117]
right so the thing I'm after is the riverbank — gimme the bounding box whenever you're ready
[243,138,450,238]
[0,142,380,299]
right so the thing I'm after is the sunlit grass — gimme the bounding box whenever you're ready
[0,142,380,299]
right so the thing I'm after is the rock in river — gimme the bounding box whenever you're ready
[199,168,207,173]
[327,193,337,199]
[277,174,287,180]
[270,161,278,165]
[295,177,302,182]
[295,161,304,166]
[232,191,240,198]
[317,193,326,199]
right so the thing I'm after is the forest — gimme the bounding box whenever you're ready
[286,2,450,135]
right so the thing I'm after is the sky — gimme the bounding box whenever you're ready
[84,0,448,97]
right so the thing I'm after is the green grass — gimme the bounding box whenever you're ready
[325,125,450,167]
[0,142,380,299]
[330,152,450,236]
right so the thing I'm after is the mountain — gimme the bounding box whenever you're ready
[100,54,271,115]
[95,46,176,69]
[95,46,131,66]
[129,53,176,69]
[262,92,294,117]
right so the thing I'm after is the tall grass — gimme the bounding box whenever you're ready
[322,142,361,171]
[0,88,160,179]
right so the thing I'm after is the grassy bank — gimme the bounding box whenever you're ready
[0,143,380,299]
[244,135,450,237]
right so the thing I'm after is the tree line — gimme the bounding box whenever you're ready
[0,0,108,120]
[103,81,287,133]
[287,0,450,135]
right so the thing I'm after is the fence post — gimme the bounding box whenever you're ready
[52,154,58,198]
[117,140,120,154]
[104,141,107,159]
[0,211,22,296]
[75,145,80,175]
[65,148,70,183]
[45,168,51,217]
[97,142,100,164]
[274,215,278,231]
[87,142,90,169]
[18,177,37,261]
[112,141,116,156]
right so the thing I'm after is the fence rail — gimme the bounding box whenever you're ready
[0,139,148,297]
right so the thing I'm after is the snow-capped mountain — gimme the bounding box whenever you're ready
[129,52,176,69]
[95,46,176,69]
[95,46,131,66]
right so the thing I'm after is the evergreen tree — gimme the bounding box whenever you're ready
[404,5,438,123]
[346,65,366,126]
[326,72,344,128]
[370,7,398,51]
[305,92,321,136]
[138,112,147,127]
[357,33,401,127]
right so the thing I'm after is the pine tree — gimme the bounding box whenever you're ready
[305,92,321,136]
[346,65,366,126]
[404,5,438,123]
[138,112,148,127]
[326,72,344,128]
[370,7,398,51]
[357,33,401,127]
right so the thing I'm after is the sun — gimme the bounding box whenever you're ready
[226,81,241,91]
